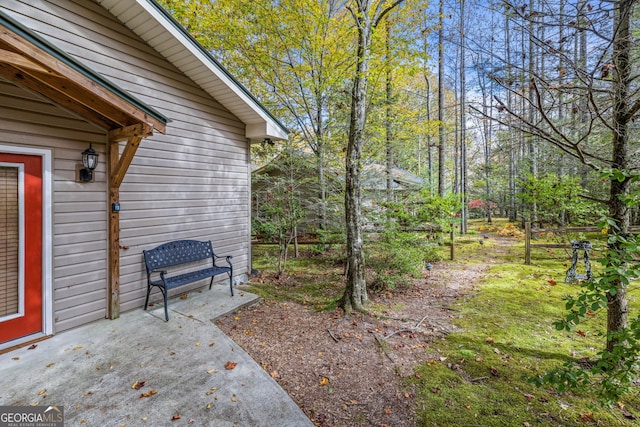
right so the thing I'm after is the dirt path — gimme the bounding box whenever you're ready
[216,236,510,426]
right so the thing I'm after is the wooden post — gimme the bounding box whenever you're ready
[525,222,531,265]
[450,222,455,260]
[108,141,120,319]
[106,125,150,320]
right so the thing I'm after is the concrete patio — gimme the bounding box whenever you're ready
[0,285,314,426]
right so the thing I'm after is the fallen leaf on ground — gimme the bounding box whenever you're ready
[580,413,594,422]
[207,368,218,374]
[225,361,238,370]
[73,345,83,351]
[38,389,47,395]
[172,413,181,420]
[131,381,146,390]
[180,294,188,300]
[139,389,157,398]
[320,377,329,386]
[231,394,237,402]
[548,279,557,286]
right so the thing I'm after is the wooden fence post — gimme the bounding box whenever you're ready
[525,222,531,265]
[450,222,455,261]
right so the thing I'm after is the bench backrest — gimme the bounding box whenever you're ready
[143,240,213,272]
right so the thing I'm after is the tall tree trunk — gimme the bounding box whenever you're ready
[437,0,446,197]
[424,74,433,195]
[341,0,405,314]
[606,0,633,352]
[385,20,394,203]
[459,0,467,234]
[505,7,517,221]
[316,108,327,234]
[342,20,370,314]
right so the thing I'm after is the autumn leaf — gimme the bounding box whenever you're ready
[580,413,594,422]
[548,279,557,286]
[225,361,238,370]
[180,293,188,300]
[384,408,392,414]
[270,370,280,378]
[172,413,181,420]
[139,389,158,398]
[319,376,329,386]
[485,337,494,343]
[576,330,586,337]
[131,380,146,390]
[38,389,47,395]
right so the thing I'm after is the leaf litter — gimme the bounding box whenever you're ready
[217,261,487,426]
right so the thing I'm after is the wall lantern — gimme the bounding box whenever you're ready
[79,144,99,182]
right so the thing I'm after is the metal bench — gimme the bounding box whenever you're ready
[143,240,233,321]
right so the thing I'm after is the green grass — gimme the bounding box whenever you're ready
[413,220,640,426]
[246,244,345,310]
[249,220,640,425]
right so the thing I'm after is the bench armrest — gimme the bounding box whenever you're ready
[213,254,233,266]
[147,269,169,284]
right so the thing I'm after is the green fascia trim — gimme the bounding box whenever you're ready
[0,9,168,127]
[145,0,289,135]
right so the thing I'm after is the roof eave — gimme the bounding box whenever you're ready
[97,0,289,142]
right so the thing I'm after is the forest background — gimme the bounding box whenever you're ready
[157,0,640,409]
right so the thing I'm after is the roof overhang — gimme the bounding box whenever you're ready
[96,0,289,142]
[0,9,167,134]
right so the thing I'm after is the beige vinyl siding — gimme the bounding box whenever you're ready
[1,1,251,318]
[0,78,109,332]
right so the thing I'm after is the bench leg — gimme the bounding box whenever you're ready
[144,284,152,311]
[228,269,234,296]
[162,287,169,321]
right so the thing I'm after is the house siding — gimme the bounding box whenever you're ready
[1,0,251,330]
[0,79,108,332]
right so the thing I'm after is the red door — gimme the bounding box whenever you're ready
[0,153,42,343]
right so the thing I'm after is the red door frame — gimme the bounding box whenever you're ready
[0,153,42,343]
